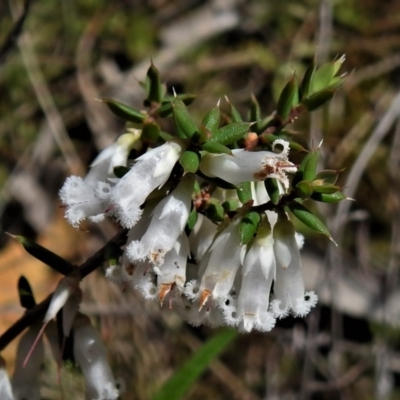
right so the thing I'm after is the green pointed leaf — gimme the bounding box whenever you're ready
[300,61,315,99]
[265,178,280,204]
[276,76,300,120]
[293,148,320,185]
[225,97,242,122]
[179,151,200,173]
[159,131,174,142]
[311,191,347,203]
[102,99,146,123]
[250,94,261,124]
[236,182,252,204]
[152,329,237,400]
[141,121,160,142]
[295,180,313,199]
[9,234,73,275]
[18,276,36,309]
[172,99,198,140]
[239,211,261,245]
[187,207,198,231]
[201,141,232,155]
[211,122,252,146]
[311,184,341,194]
[113,166,130,178]
[157,94,196,118]
[222,199,240,212]
[301,90,334,111]
[310,62,336,94]
[287,202,335,243]
[205,200,225,222]
[202,104,221,133]
[145,63,163,104]
[315,169,340,185]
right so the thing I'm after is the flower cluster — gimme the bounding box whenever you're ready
[58,58,348,334]
[60,134,317,333]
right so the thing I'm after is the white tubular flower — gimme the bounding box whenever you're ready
[12,323,44,400]
[111,141,184,228]
[237,218,276,332]
[271,218,318,318]
[188,213,218,262]
[73,314,119,400]
[157,233,190,302]
[127,174,194,266]
[251,181,270,206]
[0,356,13,400]
[198,218,244,307]
[199,139,296,189]
[59,133,138,227]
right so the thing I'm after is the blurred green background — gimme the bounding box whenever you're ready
[1,0,400,399]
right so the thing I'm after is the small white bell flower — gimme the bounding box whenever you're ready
[271,217,318,318]
[126,174,194,266]
[237,218,276,332]
[111,140,184,228]
[199,139,296,189]
[73,313,119,400]
[59,133,138,227]
[198,217,244,307]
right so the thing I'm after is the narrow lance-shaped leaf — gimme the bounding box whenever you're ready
[250,94,262,131]
[101,99,146,123]
[300,61,315,99]
[202,103,221,133]
[276,75,300,121]
[311,184,341,194]
[265,178,280,205]
[145,62,163,104]
[309,61,336,94]
[292,148,320,185]
[314,169,340,185]
[18,276,36,309]
[311,191,348,203]
[172,98,198,140]
[157,94,196,118]
[236,182,252,204]
[201,141,232,155]
[179,150,200,174]
[211,122,252,146]
[287,202,336,245]
[225,96,242,122]
[239,211,261,245]
[301,89,334,112]
[152,329,237,400]
[6,234,73,276]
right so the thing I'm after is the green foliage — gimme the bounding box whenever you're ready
[152,329,237,400]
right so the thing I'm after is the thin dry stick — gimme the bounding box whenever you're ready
[332,90,400,237]
[0,229,127,351]
[0,0,31,66]
[8,0,83,176]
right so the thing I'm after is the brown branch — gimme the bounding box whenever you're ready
[0,229,128,351]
